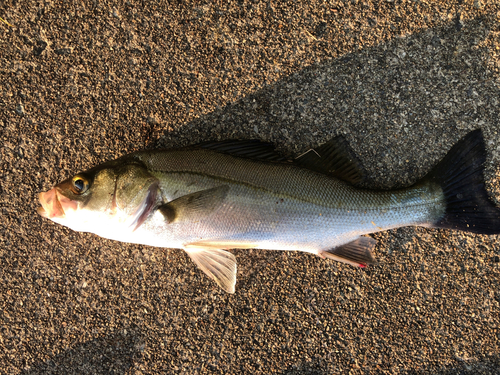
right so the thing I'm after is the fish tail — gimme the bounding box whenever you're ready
[427,129,500,234]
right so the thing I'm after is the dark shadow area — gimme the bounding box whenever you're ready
[279,355,500,374]
[160,15,499,190]
[21,327,144,375]
[405,355,500,375]
[280,359,331,375]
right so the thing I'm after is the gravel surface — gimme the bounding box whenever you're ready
[1,1,500,374]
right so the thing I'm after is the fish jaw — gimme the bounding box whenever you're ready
[37,183,158,240]
[38,188,78,220]
[37,187,105,233]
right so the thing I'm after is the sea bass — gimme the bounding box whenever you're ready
[38,130,500,293]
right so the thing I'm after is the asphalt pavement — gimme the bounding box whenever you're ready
[1,1,500,374]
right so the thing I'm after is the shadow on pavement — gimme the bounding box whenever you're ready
[404,355,500,375]
[160,15,498,189]
[22,327,144,375]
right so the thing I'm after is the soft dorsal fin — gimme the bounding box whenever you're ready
[195,139,287,162]
[295,135,366,185]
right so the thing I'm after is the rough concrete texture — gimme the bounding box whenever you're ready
[1,0,500,374]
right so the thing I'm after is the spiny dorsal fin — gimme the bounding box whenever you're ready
[320,237,377,267]
[158,185,229,223]
[295,135,366,185]
[196,139,287,162]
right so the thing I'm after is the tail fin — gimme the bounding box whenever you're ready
[427,129,500,234]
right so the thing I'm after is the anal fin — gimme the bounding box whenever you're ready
[320,237,377,267]
[184,247,237,293]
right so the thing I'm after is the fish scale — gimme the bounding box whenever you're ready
[134,162,437,252]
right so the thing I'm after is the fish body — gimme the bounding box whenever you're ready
[38,130,500,292]
[100,148,442,251]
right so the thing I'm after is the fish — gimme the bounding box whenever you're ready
[38,130,500,293]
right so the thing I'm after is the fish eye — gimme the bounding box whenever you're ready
[71,175,89,195]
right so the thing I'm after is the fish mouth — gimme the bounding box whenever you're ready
[38,188,70,219]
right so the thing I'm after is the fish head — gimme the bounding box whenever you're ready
[38,160,159,236]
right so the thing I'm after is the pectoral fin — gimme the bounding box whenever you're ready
[320,237,377,267]
[184,247,237,293]
[159,185,229,223]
